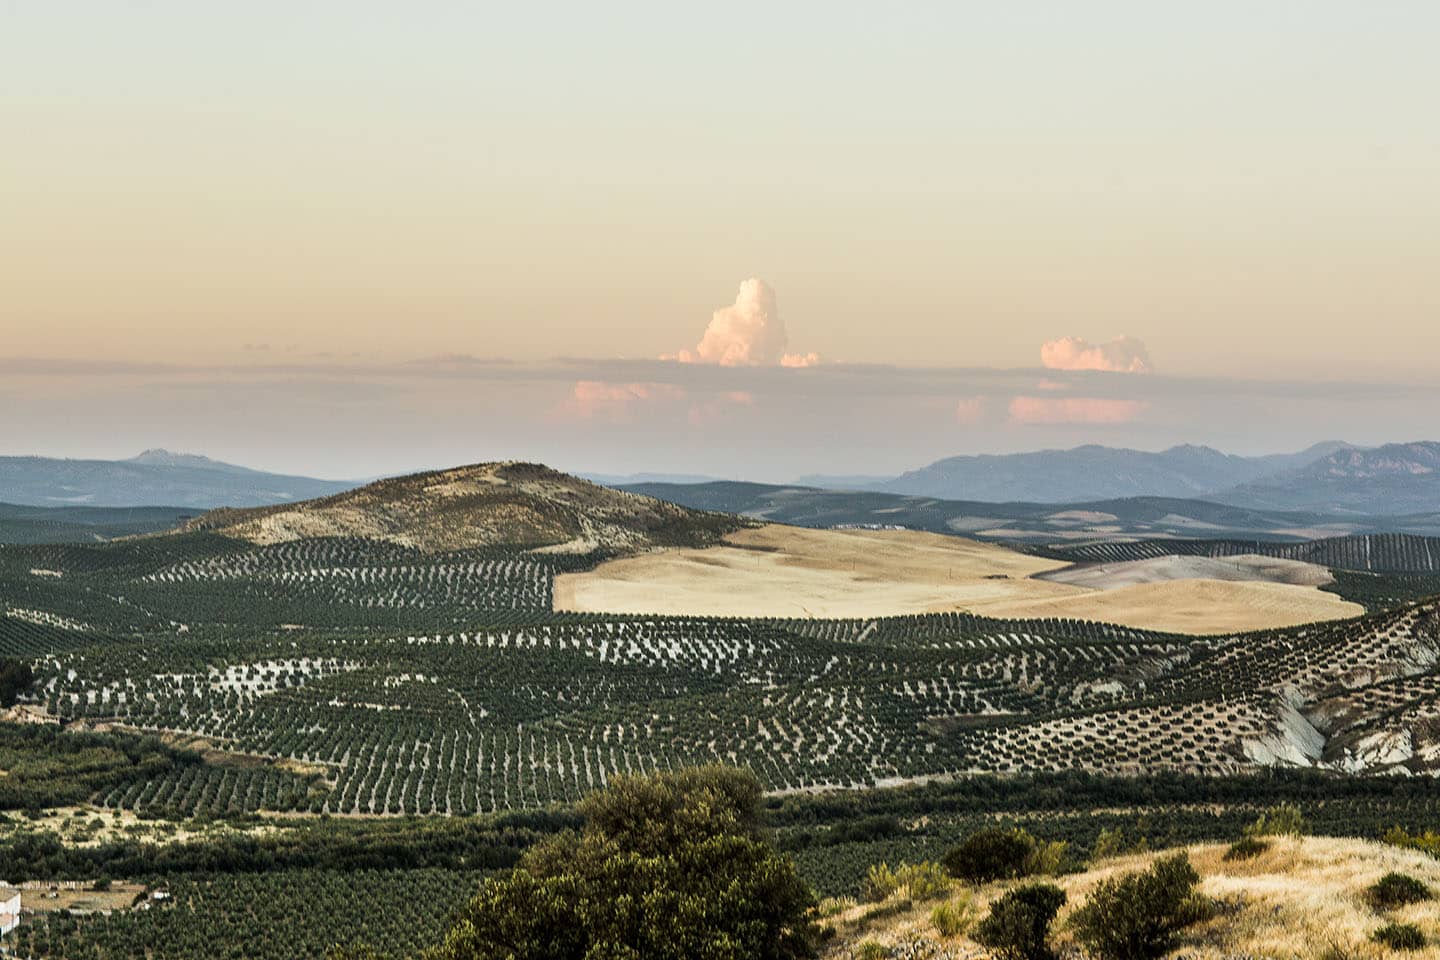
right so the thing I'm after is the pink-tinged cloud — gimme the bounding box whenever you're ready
[1040,336,1153,373]
[1008,396,1147,425]
[668,278,820,366]
[954,396,987,425]
[566,381,686,420]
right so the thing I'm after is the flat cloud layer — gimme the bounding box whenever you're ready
[1041,336,1152,373]
[1009,396,1148,424]
[4,353,1437,480]
[670,279,818,367]
[566,380,686,420]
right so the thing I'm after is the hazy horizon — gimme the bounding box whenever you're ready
[4,3,1438,478]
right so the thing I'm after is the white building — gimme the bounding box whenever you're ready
[0,885,19,936]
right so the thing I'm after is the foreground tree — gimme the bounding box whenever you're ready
[430,765,816,960]
[0,658,34,707]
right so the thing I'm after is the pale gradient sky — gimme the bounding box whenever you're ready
[2,3,1438,478]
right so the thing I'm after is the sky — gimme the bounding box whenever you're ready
[2,2,1438,480]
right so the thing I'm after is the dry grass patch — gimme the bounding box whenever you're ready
[821,837,1440,960]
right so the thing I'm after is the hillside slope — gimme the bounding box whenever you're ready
[184,461,747,554]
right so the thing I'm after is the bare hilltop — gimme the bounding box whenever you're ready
[182,461,748,554]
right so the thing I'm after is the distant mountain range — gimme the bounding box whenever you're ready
[1214,442,1440,515]
[6,440,1439,520]
[620,480,1440,543]
[781,441,1438,517]
[876,441,1352,502]
[0,450,356,508]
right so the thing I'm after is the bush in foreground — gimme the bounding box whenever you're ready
[929,895,977,938]
[862,861,952,903]
[1222,836,1269,861]
[429,765,816,960]
[1368,873,1433,910]
[1070,853,1205,960]
[973,883,1066,960]
[942,827,1064,885]
[1246,803,1306,838]
[1372,922,1426,950]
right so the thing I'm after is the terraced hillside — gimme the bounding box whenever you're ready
[4,512,1440,819]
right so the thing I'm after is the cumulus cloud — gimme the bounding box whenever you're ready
[669,278,819,367]
[1008,396,1147,425]
[1040,336,1153,373]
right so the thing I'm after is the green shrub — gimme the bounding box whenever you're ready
[903,862,953,902]
[1245,803,1305,838]
[973,883,1066,960]
[429,765,817,960]
[1222,836,1269,861]
[943,827,1059,885]
[862,862,950,903]
[1092,827,1128,860]
[1026,838,1068,877]
[862,862,903,903]
[1372,923,1426,950]
[1368,873,1433,910]
[1070,853,1203,960]
[1383,826,1440,857]
[930,895,976,938]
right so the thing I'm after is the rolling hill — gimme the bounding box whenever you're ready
[182,460,749,554]
[0,450,356,508]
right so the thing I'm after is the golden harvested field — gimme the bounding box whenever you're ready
[554,525,1365,633]
[824,836,1440,960]
[961,578,1365,634]
[553,525,1080,619]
